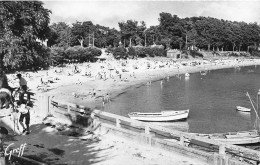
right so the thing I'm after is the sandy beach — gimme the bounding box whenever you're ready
[2,56,260,165]
[8,56,260,110]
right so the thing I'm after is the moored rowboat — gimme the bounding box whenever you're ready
[236,106,251,112]
[128,110,189,122]
[189,130,260,144]
[200,70,207,76]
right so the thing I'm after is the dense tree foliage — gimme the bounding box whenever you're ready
[48,22,72,47]
[64,46,101,62]
[113,47,127,59]
[157,15,260,51]
[118,20,146,47]
[48,12,260,53]
[0,1,51,71]
[2,1,260,71]
[127,47,136,58]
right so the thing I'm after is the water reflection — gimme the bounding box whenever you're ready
[147,121,189,132]
[184,75,190,106]
[237,111,251,121]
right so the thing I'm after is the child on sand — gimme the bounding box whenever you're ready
[10,106,20,135]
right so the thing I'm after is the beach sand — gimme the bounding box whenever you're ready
[2,124,208,165]
[1,56,260,164]
[43,57,260,111]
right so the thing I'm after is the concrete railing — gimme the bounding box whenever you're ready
[39,95,260,165]
[92,109,260,162]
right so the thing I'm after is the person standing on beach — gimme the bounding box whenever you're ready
[18,103,30,134]
[16,74,29,104]
[92,89,96,98]
[105,93,110,103]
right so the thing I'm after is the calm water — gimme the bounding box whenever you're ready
[104,65,260,134]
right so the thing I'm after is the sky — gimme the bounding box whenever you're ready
[43,0,260,29]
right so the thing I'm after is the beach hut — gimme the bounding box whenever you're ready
[167,49,181,59]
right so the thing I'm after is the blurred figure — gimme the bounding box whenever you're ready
[16,74,30,104]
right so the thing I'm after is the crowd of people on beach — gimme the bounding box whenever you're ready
[0,54,259,165]
[4,56,258,101]
[0,55,258,138]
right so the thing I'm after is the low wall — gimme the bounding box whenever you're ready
[40,95,260,165]
[0,93,47,165]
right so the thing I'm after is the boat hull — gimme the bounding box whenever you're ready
[236,106,251,112]
[128,110,189,122]
[190,130,260,145]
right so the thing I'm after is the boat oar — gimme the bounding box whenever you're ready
[246,92,260,120]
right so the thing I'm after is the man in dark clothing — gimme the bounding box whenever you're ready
[18,103,30,134]
[16,74,29,104]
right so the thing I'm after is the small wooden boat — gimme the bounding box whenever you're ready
[188,130,260,144]
[128,110,189,122]
[200,70,207,76]
[236,106,251,112]
[185,73,190,77]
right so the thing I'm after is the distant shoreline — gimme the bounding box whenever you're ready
[35,57,260,110]
[108,58,260,103]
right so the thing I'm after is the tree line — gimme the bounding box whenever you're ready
[1,1,260,71]
[49,12,260,52]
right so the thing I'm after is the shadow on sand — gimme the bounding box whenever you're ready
[1,119,114,165]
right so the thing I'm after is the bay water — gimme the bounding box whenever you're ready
[104,65,260,134]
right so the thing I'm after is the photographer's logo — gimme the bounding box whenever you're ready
[5,143,27,160]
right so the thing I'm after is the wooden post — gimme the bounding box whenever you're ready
[116,118,121,128]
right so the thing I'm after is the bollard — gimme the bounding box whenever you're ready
[219,144,226,155]
[141,126,152,146]
[48,96,54,115]
[239,152,244,162]
[179,135,184,146]
[145,126,150,135]
[38,94,50,117]
[116,118,121,128]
